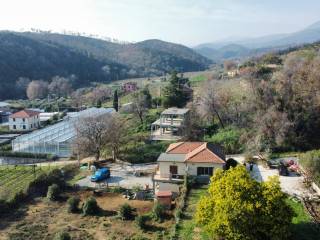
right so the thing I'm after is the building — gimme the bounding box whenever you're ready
[12,108,114,157]
[150,108,190,141]
[0,111,11,124]
[9,110,40,131]
[122,82,138,93]
[153,142,226,194]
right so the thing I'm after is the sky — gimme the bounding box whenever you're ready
[0,0,319,46]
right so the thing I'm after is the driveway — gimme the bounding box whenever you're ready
[77,163,156,189]
[249,164,308,197]
[229,155,311,198]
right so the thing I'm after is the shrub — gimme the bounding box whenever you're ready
[9,191,27,208]
[53,231,71,240]
[135,214,150,230]
[205,127,244,154]
[47,184,60,201]
[119,203,134,220]
[82,197,99,216]
[152,203,166,222]
[67,196,80,213]
[225,158,238,170]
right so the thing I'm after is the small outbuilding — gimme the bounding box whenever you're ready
[155,190,172,209]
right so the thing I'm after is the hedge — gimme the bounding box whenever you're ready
[0,151,55,160]
[169,176,189,240]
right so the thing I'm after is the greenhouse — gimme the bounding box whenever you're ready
[12,107,114,157]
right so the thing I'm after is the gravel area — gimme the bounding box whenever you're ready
[229,155,311,198]
[77,163,156,189]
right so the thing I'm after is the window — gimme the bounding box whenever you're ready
[23,125,26,130]
[13,125,16,129]
[13,118,15,122]
[30,124,33,128]
[197,167,214,176]
[23,118,25,122]
[169,165,178,177]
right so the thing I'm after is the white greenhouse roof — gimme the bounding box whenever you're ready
[13,107,114,144]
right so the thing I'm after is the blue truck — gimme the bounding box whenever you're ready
[90,168,110,182]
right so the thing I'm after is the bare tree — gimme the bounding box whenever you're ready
[131,91,148,124]
[48,76,73,97]
[106,114,127,161]
[74,112,125,162]
[26,80,48,100]
[198,80,225,128]
[74,114,112,162]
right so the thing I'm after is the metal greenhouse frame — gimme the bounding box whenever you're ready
[12,108,114,157]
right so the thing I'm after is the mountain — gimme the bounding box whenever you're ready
[15,32,211,75]
[195,20,320,61]
[0,31,211,100]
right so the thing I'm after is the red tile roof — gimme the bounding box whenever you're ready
[165,142,225,164]
[10,110,40,118]
[156,191,172,197]
[166,142,204,154]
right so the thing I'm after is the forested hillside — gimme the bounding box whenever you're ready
[0,31,211,100]
[196,41,320,152]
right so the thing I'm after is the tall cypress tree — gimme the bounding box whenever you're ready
[113,90,119,112]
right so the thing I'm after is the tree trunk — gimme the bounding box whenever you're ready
[214,109,225,129]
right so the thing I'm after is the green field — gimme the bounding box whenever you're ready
[0,165,56,201]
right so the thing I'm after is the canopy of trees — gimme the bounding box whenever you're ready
[162,71,192,108]
[195,166,293,240]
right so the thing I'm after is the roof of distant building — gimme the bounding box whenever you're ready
[162,108,189,115]
[10,110,40,118]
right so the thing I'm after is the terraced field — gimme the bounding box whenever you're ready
[0,165,55,200]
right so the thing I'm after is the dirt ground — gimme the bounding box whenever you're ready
[0,191,173,240]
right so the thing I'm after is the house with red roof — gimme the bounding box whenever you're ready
[9,110,40,131]
[153,142,226,194]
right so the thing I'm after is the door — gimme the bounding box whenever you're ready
[169,165,178,178]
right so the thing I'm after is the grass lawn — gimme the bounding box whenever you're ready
[177,185,210,240]
[286,198,320,240]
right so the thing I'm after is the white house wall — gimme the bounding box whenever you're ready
[9,116,40,131]
[186,162,224,176]
[158,161,186,176]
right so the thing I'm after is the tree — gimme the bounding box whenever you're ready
[113,90,119,112]
[195,166,293,240]
[131,89,151,124]
[162,71,191,108]
[48,76,73,98]
[224,60,237,71]
[26,80,48,100]
[15,77,30,98]
[74,113,112,162]
[74,113,125,162]
[106,114,127,161]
